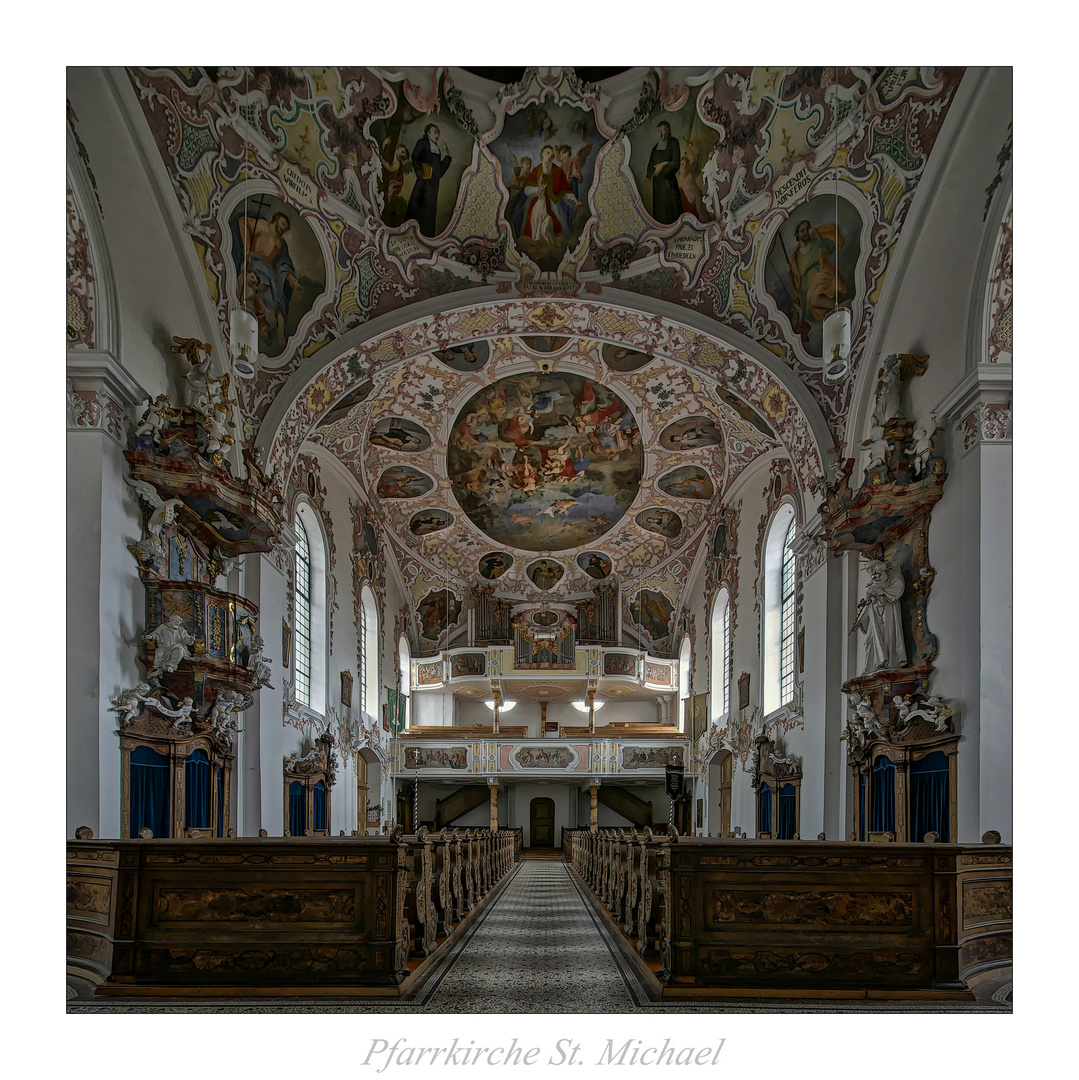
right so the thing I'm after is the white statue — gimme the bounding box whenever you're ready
[125,476,183,551]
[108,682,156,727]
[248,635,273,688]
[846,692,877,749]
[908,424,936,478]
[851,559,908,674]
[202,405,235,454]
[209,690,245,742]
[182,347,215,412]
[145,614,194,678]
[873,353,903,427]
[862,422,890,474]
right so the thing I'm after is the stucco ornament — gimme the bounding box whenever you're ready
[851,559,907,674]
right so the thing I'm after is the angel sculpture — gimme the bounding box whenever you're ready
[172,337,215,413]
[145,613,194,678]
[125,476,183,553]
[156,695,196,734]
[209,689,243,733]
[208,546,239,584]
[135,395,179,449]
[108,682,156,728]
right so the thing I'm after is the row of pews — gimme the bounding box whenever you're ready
[564,827,1012,996]
[67,825,519,994]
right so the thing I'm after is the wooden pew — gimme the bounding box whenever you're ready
[67,835,413,990]
[398,827,437,958]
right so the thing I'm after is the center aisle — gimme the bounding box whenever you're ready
[419,859,639,1012]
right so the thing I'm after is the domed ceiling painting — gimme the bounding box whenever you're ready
[448,371,642,552]
[123,64,967,647]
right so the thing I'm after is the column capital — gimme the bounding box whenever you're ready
[935,363,1012,455]
[67,351,146,447]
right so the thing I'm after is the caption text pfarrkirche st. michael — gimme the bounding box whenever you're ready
[362,1037,727,1070]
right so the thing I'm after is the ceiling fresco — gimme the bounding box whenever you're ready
[122,65,967,651]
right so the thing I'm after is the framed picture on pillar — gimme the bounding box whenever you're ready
[798,627,805,673]
[282,619,292,667]
[738,671,751,711]
[340,669,353,708]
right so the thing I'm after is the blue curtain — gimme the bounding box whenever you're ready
[911,751,950,841]
[758,783,772,835]
[313,780,326,832]
[870,755,896,834]
[130,746,169,838]
[777,784,796,840]
[216,766,225,837]
[859,772,866,840]
[184,749,211,829]
[289,780,305,836]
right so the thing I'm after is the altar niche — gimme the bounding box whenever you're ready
[283,731,336,837]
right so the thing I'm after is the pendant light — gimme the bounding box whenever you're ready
[231,67,258,379]
[822,81,849,383]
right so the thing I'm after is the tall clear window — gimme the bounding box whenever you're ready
[711,589,731,719]
[779,518,797,705]
[763,502,796,715]
[359,585,379,719]
[294,516,312,707]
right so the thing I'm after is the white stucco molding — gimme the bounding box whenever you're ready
[790,510,828,579]
[935,362,1012,455]
[67,351,146,447]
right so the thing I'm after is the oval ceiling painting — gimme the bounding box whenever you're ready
[369,416,431,452]
[409,508,453,535]
[601,344,653,373]
[526,558,565,591]
[532,610,559,627]
[448,371,643,552]
[317,380,375,431]
[657,465,714,501]
[377,466,434,500]
[636,507,683,538]
[659,415,722,451]
[577,551,612,579]
[433,340,490,372]
[478,551,513,580]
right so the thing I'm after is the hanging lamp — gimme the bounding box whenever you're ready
[231,68,258,379]
[822,81,850,383]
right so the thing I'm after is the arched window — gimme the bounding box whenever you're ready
[762,503,797,715]
[710,588,731,720]
[678,635,692,732]
[359,584,379,720]
[399,635,411,730]
[294,517,312,707]
[293,503,328,713]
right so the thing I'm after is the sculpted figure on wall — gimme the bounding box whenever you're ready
[851,559,907,674]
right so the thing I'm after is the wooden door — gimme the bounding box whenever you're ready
[530,797,555,847]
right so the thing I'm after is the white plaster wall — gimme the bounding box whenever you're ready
[66,68,217,402]
[512,783,576,848]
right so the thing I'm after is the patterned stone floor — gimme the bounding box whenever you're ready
[67,860,1012,1014]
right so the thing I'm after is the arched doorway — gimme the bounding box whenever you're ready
[530,797,555,848]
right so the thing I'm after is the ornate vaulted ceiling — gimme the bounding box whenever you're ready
[125,65,966,652]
